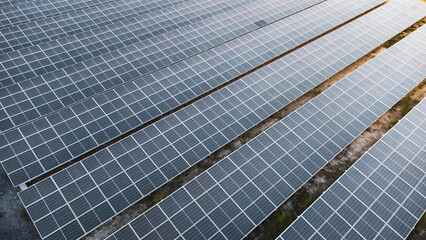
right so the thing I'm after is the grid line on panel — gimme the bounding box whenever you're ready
[0,0,325,127]
[0,0,397,186]
[0,0,309,90]
[105,24,426,240]
[0,0,118,29]
[16,2,426,240]
[279,99,426,240]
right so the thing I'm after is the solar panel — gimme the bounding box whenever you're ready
[0,0,117,28]
[278,99,425,240]
[104,23,426,240]
[16,1,425,239]
[0,0,324,126]
[0,0,264,55]
[0,0,392,186]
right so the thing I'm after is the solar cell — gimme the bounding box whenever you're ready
[0,0,324,125]
[0,0,117,28]
[16,1,426,239]
[106,23,426,240]
[0,0,392,185]
[278,99,425,240]
[0,0,320,88]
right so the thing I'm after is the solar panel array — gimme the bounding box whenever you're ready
[278,99,425,240]
[1,0,424,239]
[0,0,391,186]
[0,0,117,28]
[104,23,426,240]
[16,1,426,239]
[0,0,188,54]
[0,0,323,129]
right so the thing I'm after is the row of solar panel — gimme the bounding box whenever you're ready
[278,99,425,240]
[0,0,217,85]
[0,0,392,186]
[0,0,118,28]
[0,0,315,91]
[0,0,249,54]
[0,0,90,9]
[104,24,426,240]
[17,1,426,239]
[0,0,89,11]
[0,0,43,9]
[0,0,322,128]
